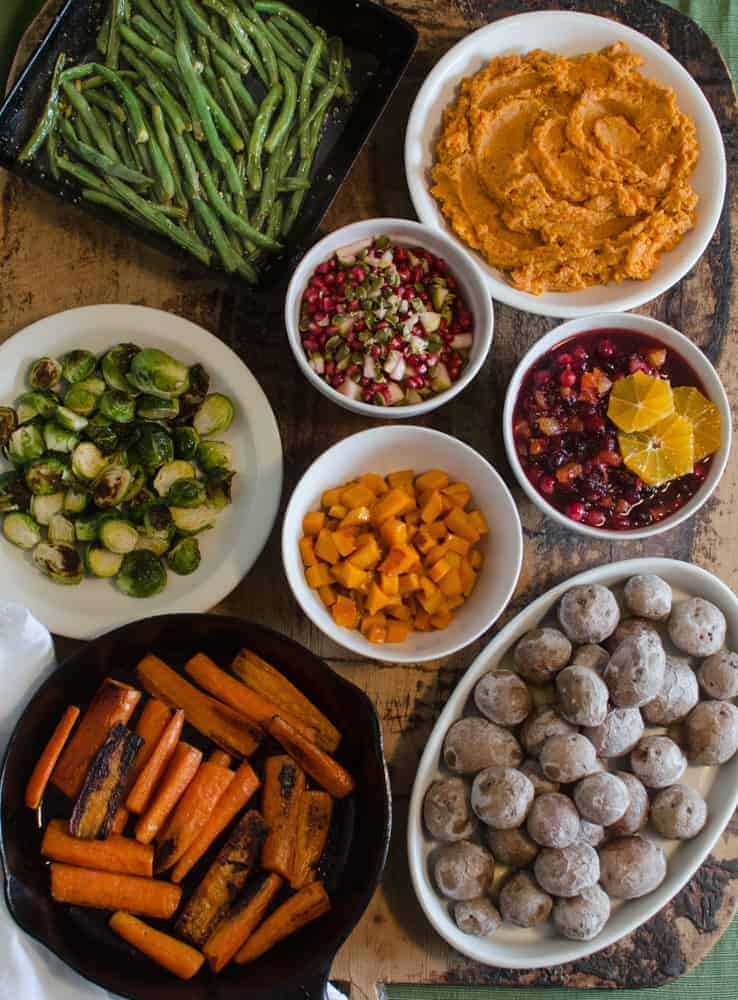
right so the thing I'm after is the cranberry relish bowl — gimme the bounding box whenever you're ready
[503,314,731,539]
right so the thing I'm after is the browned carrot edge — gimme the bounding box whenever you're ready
[203,873,283,973]
[42,819,153,877]
[70,723,143,839]
[268,716,356,799]
[155,760,233,873]
[126,708,184,815]
[261,755,305,880]
[50,863,181,920]
[135,742,202,845]
[109,912,204,980]
[110,806,129,835]
[291,791,333,890]
[25,706,80,809]
[235,882,331,964]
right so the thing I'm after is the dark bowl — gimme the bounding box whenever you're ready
[0,0,418,290]
[0,614,391,1000]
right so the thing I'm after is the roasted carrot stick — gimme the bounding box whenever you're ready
[126,709,184,815]
[25,705,80,809]
[134,742,202,845]
[52,679,141,798]
[291,791,333,889]
[70,723,143,839]
[130,699,172,781]
[267,716,356,799]
[50,863,181,919]
[185,653,319,744]
[203,873,283,973]
[109,912,204,980]
[137,654,261,758]
[234,882,331,964]
[231,649,340,752]
[42,819,153,877]
[261,755,305,880]
[110,807,129,835]
[208,750,232,768]
[155,761,234,873]
[170,761,260,884]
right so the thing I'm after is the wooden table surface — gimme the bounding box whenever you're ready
[2,0,738,996]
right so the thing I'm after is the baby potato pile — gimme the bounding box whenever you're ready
[424,574,738,942]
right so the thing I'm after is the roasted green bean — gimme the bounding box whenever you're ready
[107,0,130,70]
[266,61,296,154]
[58,118,152,185]
[19,52,66,162]
[246,83,282,190]
[90,63,150,142]
[61,80,120,160]
[122,45,189,133]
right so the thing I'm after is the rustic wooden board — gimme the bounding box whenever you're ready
[2,0,737,996]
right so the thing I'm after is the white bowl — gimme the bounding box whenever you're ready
[408,557,738,968]
[282,426,522,664]
[405,11,726,318]
[0,305,283,640]
[284,218,494,418]
[503,313,731,540]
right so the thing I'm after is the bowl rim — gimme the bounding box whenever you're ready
[281,424,523,664]
[502,312,732,540]
[404,10,727,319]
[283,217,494,419]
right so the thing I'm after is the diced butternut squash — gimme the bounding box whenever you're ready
[387,470,415,494]
[305,564,332,589]
[413,528,435,554]
[469,510,489,535]
[446,594,465,610]
[447,534,470,556]
[340,506,371,528]
[341,483,375,509]
[428,558,452,583]
[322,487,343,508]
[332,529,358,558]
[371,489,411,525]
[440,568,463,597]
[318,585,337,608]
[387,602,411,621]
[425,540,452,567]
[331,561,368,590]
[314,530,340,565]
[416,469,450,492]
[414,609,432,631]
[360,614,386,636]
[459,559,477,597]
[404,509,421,526]
[359,473,388,495]
[328,504,347,520]
[380,573,399,597]
[367,625,387,644]
[386,621,409,643]
[417,577,443,615]
[442,482,472,508]
[332,596,358,629]
[380,517,408,547]
[469,549,483,570]
[299,537,318,568]
[427,521,447,540]
[399,573,420,595]
[420,490,444,524]
[348,537,381,570]
[366,582,394,616]
[302,512,325,537]
[430,610,453,629]
[445,506,481,543]
[379,544,419,575]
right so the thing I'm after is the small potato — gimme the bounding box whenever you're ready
[684,700,738,765]
[514,628,572,685]
[631,736,687,789]
[534,844,600,897]
[642,655,699,725]
[423,777,475,842]
[556,665,609,727]
[471,767,534,829]
[540,733,598,784]
[499,871,552,927]
[624,574,672,621]
[669,598,727,657]
[487,826,540,868]
[526,792,580,848]
[521,707,578,758]
[609,772,650,837]
[475,671,532,726]
[604,632,666,708]
[583,706,644,758]
[651,784,707,840]
[553,885,611,941]
[698,650,738,701]
[520,757,560,796]
[577,820,605,848]
[572,644,609,672]
[443,717,523,775]
[432,841,495,900]
[599,836,666,898]
[574,773,629,827]
[558,584,620,645]
[454,897,501,937]
[607,618,659,652]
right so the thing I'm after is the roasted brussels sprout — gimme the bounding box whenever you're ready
[173,425,200,460]
[116,549,167,597]
[126,487,157,524]
[197,440,234,474]
[43,420,79,454]
[74,511,100,542]
[93,465,132,507]
[123,464,146,501]
[63,484,88,515]
[75,376,106,398]
[136,394,180,422]
[0,470,30,513]
[0,407,18,448]
[101,343,140,392]
[141,503,175,546]
[28,356,62,391]
[135,535,171,556]
[56,405,88,433]
[63,384,99,417]
[154,460,195,497]
[2,512,41,549]
[206,468,236,510]
[83,414,120,454]
[167,478,207,508]
[175,363,210,424]
[6,423,45,464]
[126,349,190,399]
[99,390,136,424]
[85,544,124,578]
[30,492,65,525]
[168,537,201,575]
[72,442,107,481]
[32,541,83,584]
[170,504,217,535]
[24,456,68,496]
[193,394,235,436]
[133,424,174,470]
[98,517,139,554]
[16,390,58,424]
[61,349,96,384]
[47,512,76,545]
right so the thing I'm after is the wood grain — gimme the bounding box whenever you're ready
[2,0,737,995]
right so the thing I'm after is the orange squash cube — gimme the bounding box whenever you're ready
[318,584,337,607]
[314,529,340,565]
[427,521,447,540]
[399,573,421,595]
[445,594,465,610]
[328,504,347,520]
[417,577,443,615]
[469,510,489,535]
[447,534,471,556]
[442,482,472,508]
[387,602,411,621]
[331,560,368,590]
[386,621,409,643]
[440,567,463,597]
[413,528,436,554]
[428,557,452,583]
[366,582,393,616]
[380,573,399,597]
[299,536,318,568]
[360,613,387,636]
[332,595,358,629]
[379,543,419,575]
[430,609,453,630]
[306,563,332,589]
[459,559,478,597]
[469,549,484,570]
[322,487,343,509]
[349,537,382,570]
[380,517,408,548]
[355,531,375,547]
[445,551,462,570]
[420,490,444,524]
[424,540,452,567]
[367,624,387,644]
[332,528,358,558]
[415,469,450,492]
[414,609,432,631]
[371,489,412,525]
[341,483,375,509]
[340,506,371,528]
[387,469,415,494]
[445,506,481,543]
[359,472,388,495]
[404,509,421,526]
[302,511,325,536]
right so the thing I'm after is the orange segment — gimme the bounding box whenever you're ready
[618,413,695,487]
[672,386,721,462]
[607,371,674,432]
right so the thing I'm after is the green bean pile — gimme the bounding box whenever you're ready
[18,0,353,281]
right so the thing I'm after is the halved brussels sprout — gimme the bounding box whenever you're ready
[175,363,210,424]
[61,349,96,384]
[167,478,207,508]
[137,394,180,422]
[170,504,217,535]
[29,492,65,525]
[75,375,106,398]
[206,468,236,510]
[173,426,200,460]
[126,348,190,399]
[99,390,136,424]
[0,470,30,513]
[28,357,62,391]
[72,442,107,481]
[56,405,89,433]
[3,511,41,549]
[64,484,89,515]
[16,390,58,424]
[168,537,201,575]
[193,394,235,436]
[133,425,174,471]
[126,487,157,524]
[154,460,195,497]
[102,343,140,392]
[93,465,132,507]
[43,420,79,454]
[143,503,174,537]
[6,423,45,464]
[124,464,146,501]
[32,541,83,585]
[99,517,139,554]
[0,407,18,449]
[74,511,101,542]
[48,512,76,545]
[85,544,124,578]
[135,535,172,556]
[24,456,68,496]
[83,415,120,455]
[63,384,99,417]
[116,549,167,598]
[197,440,234,474]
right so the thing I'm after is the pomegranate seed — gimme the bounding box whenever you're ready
[335,272,346,285]
[559,368,576,388]
[324,273,335,285]
[556,352,573,367]
[611,515,631,530]
[596,338,615,359]
[585,509,606,527]
[322,296,335,312]
[539,475,556,496]
[566,501,585,521]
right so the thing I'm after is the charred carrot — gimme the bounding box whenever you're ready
[170,761,260,884]
[109,912,204,980]
[235,881,331,964]
[50,863,181,919]
[261,755,305,880]
[208,750,232,768]
[126,709,184,815]
[110,806,129,835]
[70,723,143,839]
[176,810,268,947]
[231,649,340,752]
[268,716,355,799]
[155,761,234,873]
[130,699,172,781]
[25,705,80,809]
[291,791,333,889]
[42,819,153,877]
[203,873,283,973]
[137,655,261,758]
[134,742,202,845]
[52,679,141,798]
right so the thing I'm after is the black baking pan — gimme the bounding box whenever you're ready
[0,0,418,289]
[0,614,391,1000]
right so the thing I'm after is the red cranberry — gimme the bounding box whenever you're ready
[611,515,631,530]
[556,352,573,367]
[596,338,615,359]
[566,501,585,521]
[572,345,589,362]
[585,509,606,528]
[539,475,556,496]
[559,368,576,388]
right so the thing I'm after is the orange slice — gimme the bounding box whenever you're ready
[607,371,674,432]
[672,386,721,462]
[618,413,695,487]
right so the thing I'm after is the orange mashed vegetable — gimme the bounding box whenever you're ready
[431,43,700,295]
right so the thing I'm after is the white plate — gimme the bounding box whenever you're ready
[404,12,727,318]
[0,305,283,640]
[407,557,738,968]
